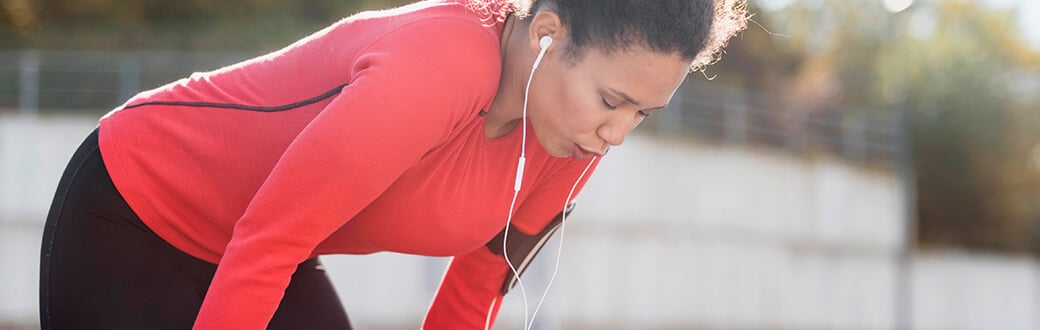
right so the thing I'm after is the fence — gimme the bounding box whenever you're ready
[0,50,904,168]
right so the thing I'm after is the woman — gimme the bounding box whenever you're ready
[40,0,747,328]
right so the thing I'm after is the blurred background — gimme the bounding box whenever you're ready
[2,0,1039,329]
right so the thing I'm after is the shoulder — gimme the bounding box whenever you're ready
[363,9,503,70]
[343,5,504,112]
[347,0,503,62]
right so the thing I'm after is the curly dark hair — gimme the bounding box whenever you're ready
[472,0,749,72]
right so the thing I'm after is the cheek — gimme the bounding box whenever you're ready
[551,77,595,125]
[534,76,572,126]
[533,66,597,137]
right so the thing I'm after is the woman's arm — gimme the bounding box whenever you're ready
[193,18,501,329]
[423,157,600,329]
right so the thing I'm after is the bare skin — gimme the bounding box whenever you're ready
[486,10,691,159]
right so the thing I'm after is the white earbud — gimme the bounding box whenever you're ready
[531,36,552,73]
[539,35,553,50]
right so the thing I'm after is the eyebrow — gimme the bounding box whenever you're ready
[607,88,669,111]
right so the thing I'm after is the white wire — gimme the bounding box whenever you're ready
[502,188,529,328]
[499,43,549,330]
[525,156,597,330]
[484,296,498,330]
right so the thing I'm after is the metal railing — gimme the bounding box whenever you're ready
[654,79,902,166]
[0,50,257,111]
[0,50,903,167]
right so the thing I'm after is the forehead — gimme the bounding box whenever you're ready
[572,47,690,103]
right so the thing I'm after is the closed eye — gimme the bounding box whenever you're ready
[601,97,618,110]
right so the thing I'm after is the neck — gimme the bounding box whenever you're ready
[485,14,527,139]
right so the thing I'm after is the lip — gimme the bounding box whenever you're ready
[572,144,603,160]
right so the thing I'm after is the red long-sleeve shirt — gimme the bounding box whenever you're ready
[97,0,600,328]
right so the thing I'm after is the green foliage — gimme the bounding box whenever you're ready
[725,0,1040,255]
[898,1,1040,254]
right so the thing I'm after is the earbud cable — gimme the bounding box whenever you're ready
[526,156,596,330]
[496,41,550,330]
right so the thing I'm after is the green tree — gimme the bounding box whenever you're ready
[722,0,1040,255]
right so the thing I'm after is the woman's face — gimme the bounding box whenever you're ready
[528,45,690,160]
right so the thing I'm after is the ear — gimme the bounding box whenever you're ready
[527,10,564,54]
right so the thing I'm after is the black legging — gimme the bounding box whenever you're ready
[39,129,353,329]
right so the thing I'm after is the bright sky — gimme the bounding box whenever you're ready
[755,0,1040,50]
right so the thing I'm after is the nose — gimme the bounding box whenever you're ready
[596,116,635,148]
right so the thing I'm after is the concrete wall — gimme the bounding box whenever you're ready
[0,115,96,327]
[911,251,1039,330]
[2,114,1037,329]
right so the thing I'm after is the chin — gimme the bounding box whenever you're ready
[538,140,572,158]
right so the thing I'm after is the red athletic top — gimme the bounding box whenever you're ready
[98,0,600,328]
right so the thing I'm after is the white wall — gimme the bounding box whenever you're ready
[532,135,904,329]
[2,114,1037,330]
[911,251,1039,330]
[0,115,97,327]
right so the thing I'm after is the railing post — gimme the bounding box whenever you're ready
[658,87,683,136]
[18,51,39,114]
[842,114,867,162]
[724,88,747,145]
[118,54,141,104]
[785,103,807,153]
